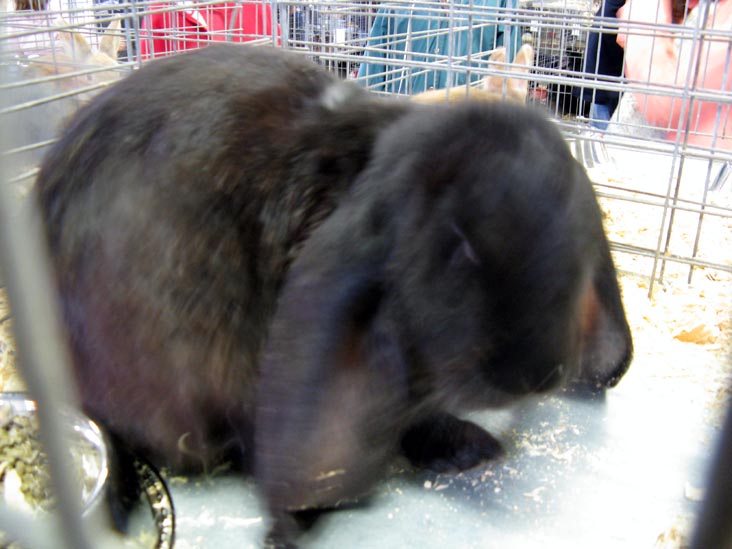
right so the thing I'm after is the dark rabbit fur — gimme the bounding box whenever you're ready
[35,45,632,545]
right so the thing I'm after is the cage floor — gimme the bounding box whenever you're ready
[164,329,730,549]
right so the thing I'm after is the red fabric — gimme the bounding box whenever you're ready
[140,2,280,59]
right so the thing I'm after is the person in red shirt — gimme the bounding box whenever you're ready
[616,0,732,149]
[139,2,279,59]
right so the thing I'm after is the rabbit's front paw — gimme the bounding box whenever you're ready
[400,413,503,473]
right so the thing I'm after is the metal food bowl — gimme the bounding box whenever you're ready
[0,392,175,549]
[0,393,109,518]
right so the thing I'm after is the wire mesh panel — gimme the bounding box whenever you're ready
[563,0,732,294]
[0,1,731,547]
[1,0,729,282]
[136,0,279,58]
[352,0,525,96]
[0,0,280,194]
[276,0,374,77]
[2,2,128,191]
[347,0,732,292]
[519,0,597,115]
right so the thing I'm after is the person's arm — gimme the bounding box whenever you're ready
[617,0,730,128]
[618,0,683,126]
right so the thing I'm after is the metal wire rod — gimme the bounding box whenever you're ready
[0,148,96,549]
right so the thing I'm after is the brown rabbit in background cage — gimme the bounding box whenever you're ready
[29,18,122,94]
[412,44,534,104]
[1,19,122,185]
[34,44,632,547]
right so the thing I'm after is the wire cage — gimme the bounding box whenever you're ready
[0,0,731,547]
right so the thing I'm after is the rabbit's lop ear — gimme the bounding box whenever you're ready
[255,197,408,517]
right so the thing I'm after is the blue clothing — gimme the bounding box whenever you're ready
[357,0,517,95]
[576,0,626,110]
[590,102,613,130]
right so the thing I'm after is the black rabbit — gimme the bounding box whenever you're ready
[34,44,632,547]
